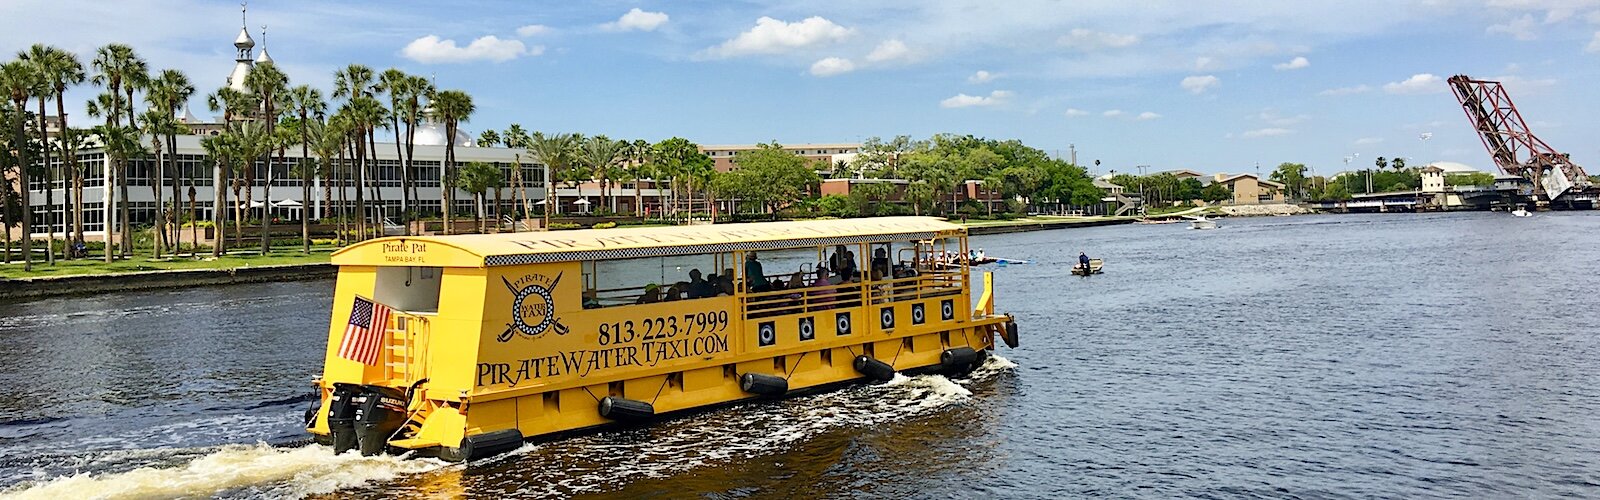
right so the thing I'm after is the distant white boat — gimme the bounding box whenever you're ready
[1511,208,1532,217]
[1187,215,1219,230]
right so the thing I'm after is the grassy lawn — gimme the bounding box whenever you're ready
[0,248,336,280]
[959,215,1119,227]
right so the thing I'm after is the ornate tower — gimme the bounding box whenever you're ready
[227,2,255,92]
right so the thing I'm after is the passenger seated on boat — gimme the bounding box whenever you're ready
[663,283,685,301]
[810,268,836,309]
[717,273,735,296]
[746,252,771,292]
[637,283,662,304]
[687,269,714,299]
[870,269,889,304]
[871,248,890,277]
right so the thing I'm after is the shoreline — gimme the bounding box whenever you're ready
[0,214,1251,299]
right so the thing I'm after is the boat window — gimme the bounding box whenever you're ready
[581,252,733,308]
[374,266,443,313]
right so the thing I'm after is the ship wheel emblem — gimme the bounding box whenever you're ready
[836,312,852,335]
[798,317,815,341]
[758,321,776,347]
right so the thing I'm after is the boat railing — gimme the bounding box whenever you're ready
[740,269,965,320]
[385,311,433,386]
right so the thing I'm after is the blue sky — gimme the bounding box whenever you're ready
[3,0,1599,176]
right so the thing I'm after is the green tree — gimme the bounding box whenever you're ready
[456,162,503,232]
[1201,182,1231,204]
[527,131,578,224]
[243,61,288,252]
[21,44,85,257]
[580,135,625,214]
[0,60,40,270]
[1269,162,1308,201]
[716,142,819,218]
[145,69,194,254]
[650,137,713,221]
[430,89,473,234]
[287,84,325,249]
[1321,182,1352,201]
[1390,157,1406,171]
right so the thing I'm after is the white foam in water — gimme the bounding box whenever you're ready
[2,444,446,500]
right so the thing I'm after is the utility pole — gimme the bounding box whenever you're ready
[1069,144,1077,166]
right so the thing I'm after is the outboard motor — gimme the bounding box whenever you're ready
[327,383,363,454]
[354,385,408,456]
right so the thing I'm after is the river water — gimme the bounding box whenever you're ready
[2,212,1598,498]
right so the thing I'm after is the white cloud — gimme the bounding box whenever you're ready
[1057,28,1140,51]
[1256,110,1310,126]
[1273,56,1310,70]
[1354,137,1385,145]
[516,24,551,37]
[1318,84,1372,96]
[706,16,853,58]
[1102,109,1124,117]
[1588,31,1600,52]
[940,90,1014,108]
[866,39,911,62]
[968,70,997,83]
[1135,111,1162,120]
[1181,75,1220,94]
[1064,108,1089,117]
[603,8,669,32]
[1383,73,1444,94]
[1487,14,1539,40]
[809,57,856,77]
[1241,127,1293,138]
[1194,56,1219,71]
[401,35,535,64]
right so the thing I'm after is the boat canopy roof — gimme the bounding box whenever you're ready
[332,216,966,268]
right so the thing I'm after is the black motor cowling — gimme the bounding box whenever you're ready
[327,383,363,454]
[354,385,408,456]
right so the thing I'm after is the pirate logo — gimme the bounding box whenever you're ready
[498,272,570,342]
[836,312,852,336]
[798,317,816,341]
[941,299,955,321]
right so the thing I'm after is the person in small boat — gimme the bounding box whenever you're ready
[1078,252,1090,271]
[977,248,987,261]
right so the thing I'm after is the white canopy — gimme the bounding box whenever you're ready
[573,199,592,205]
[273,198,303,207]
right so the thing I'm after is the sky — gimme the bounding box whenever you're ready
[2,0,1599,177]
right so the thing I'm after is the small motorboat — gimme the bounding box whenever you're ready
[1071,258,1104,276]
[1511,207,1532,217]
[1188,216,1218,230]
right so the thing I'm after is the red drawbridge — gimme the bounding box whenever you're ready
[1447,75,1590,200]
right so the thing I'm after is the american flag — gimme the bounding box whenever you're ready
[338,296,392,365]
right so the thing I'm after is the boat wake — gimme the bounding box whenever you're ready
[1,444,446,500]
[1,355,1016,499]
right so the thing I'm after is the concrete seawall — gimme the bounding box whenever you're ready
[0,263,336,301]
[966,218,1135,235]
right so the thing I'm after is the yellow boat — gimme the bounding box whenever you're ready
[304,216,1019,461]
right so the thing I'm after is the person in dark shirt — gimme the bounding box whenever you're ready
[871,247,890,278]
[746,252,771,292]
[687,269,715,299]
[1078,252,1090,272]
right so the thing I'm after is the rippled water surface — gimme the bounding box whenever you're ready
[2,212,1599,498]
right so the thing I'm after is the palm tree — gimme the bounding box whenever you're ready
[581,135,624,215]
[22,46,84,256]
[502,124,530,230]
[456,162,502,232]
[376,68,413,227]
[228,120,271,249]
[137,110,174,257]
[306,116,348,243]
[0,60,41,271]
[429,89,473,234]
[288,85,324,253]
[527,131,576,228]
[340,96,386,240]
[93,124,142,262]
[400,75,432,212]
[20,45,78,264]
[200,133,233,257]
[145,69,193,253]
[91,44,147,256]
[243,61,288,253]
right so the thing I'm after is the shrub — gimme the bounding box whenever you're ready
[550,222,582,230]
[592,222,618,229]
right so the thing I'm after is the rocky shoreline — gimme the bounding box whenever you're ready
[1215,204,1313,217]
